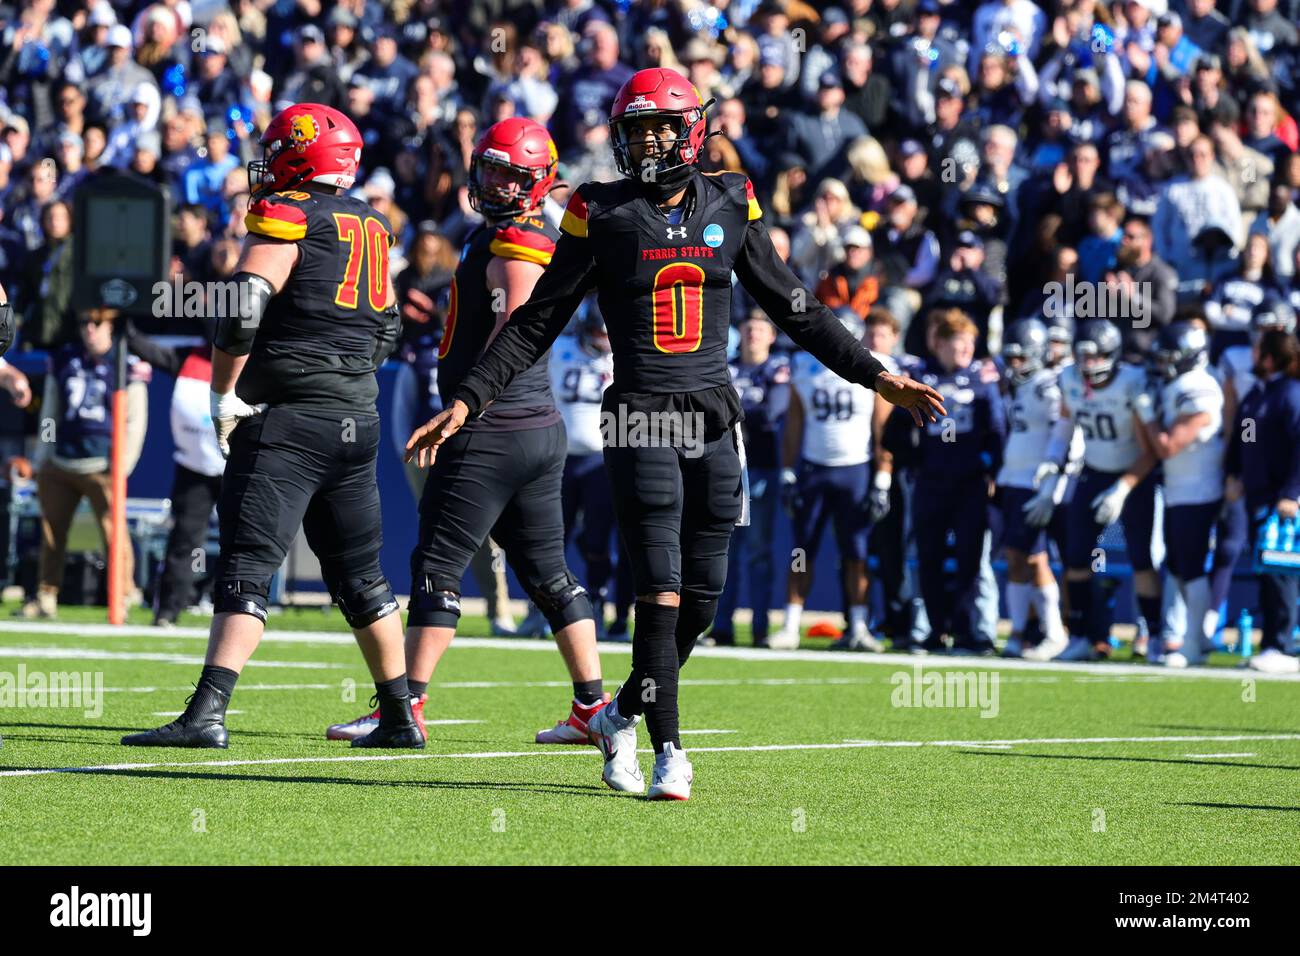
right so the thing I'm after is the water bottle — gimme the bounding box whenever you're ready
[1238,609,1253,659]
[1264,513,1280,550]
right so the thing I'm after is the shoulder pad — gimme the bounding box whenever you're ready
[490,215,557,266]
[246,190,312,241]
[702,170,762,221]
[559,185,590,238]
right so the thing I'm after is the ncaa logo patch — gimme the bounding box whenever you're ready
[703,223,724,248]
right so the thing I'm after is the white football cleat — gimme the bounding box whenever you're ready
[587,696,644,793]
[647,742,693,801]
[1052,636,1097,662]
[766,627,801,650]
[1162,649,1189,668]
[1021,630,1069,662]
[831,625,885,653]
[1249,648,1300,674]
[535,694,609,744]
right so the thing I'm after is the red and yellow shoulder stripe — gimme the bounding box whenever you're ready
[560,189,588,238]
[489,220,556,266]
[744,177,762,221]
[245,195,308,241]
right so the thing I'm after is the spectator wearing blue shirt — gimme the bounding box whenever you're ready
[554,21,634,153]
[353,25,419,118]
[1077,191,1124,283]
[182,124,239,221]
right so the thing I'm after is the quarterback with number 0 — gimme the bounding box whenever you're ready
[408,68,946,801]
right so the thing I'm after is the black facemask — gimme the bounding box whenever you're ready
[637,164,698,204]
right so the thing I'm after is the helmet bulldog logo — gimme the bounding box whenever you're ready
[290,114,320,151]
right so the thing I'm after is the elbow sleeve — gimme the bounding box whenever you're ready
[213,272,274,356]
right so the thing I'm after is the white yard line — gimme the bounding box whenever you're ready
[0,620,1293,682]
[2,733,1297,779]
[1184,752,1257,759]
[0,646,342,669]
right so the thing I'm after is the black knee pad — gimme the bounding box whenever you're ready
[676,589,719,668]
[529,571,593,634]
[334,577,399,629]
[407,574,463,628]
[214,579,269,622]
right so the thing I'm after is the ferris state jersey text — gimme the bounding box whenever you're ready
[239,188,395,411]
[449,170,887,429]
[435,197,562,430]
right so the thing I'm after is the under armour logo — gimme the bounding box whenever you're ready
[666,226,687,239]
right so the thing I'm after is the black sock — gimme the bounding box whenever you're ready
[1136,594,1161,642]
[375,675,410,702]
[408,678,428,699]
[185,664,239,722]
[1066,579,1092,639]
[375,675,411,725]
[617,600,681,751]
[197,664,239,698]
[573,679,603,706]
[675,593,718,669]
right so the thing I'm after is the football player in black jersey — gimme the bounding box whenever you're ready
[326,118,608,746]
[123,104,420,749]
[409,69,945,800]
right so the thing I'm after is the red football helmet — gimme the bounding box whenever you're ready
[248,103,363,194]
[608,68,710,185]
[468,118,559,219]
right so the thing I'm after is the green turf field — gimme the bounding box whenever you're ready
[1,606,1297,865]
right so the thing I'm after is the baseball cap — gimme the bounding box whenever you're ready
[298,24,325,45]
[364,168,396,199]
[1157,12,1181,30]
[888,183,917,204]
[107,24,132,48]
[329,9,359,28]
[198,35,227,56]
[956,230,984,249]
[899,138,925,158]
[844,225,872,248]
[818,70,843,90]
[822,7,849,27]
[135,130,162,156]
[89,2,116,27]
[917,0,942,13]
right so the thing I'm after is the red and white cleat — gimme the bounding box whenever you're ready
[327,694,428,742]
[535,693,610,744]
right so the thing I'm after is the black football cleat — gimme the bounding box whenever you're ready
[350,695,425,749]
[122,684,231,748]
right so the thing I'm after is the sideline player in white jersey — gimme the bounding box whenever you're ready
[771,310,887,651]
[551,309,617,638]
[1136,322,1224,667]
[996,319,1070,661]
[1049,318,1162,661]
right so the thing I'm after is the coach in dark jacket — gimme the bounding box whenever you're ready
[1225,329,1300,670]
